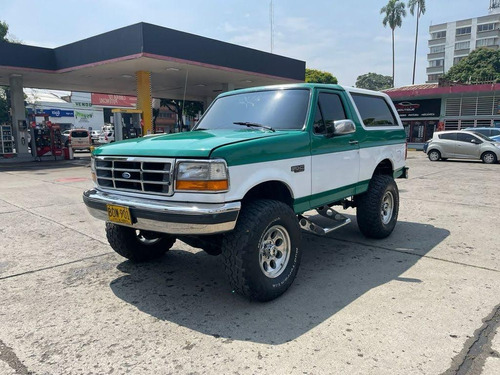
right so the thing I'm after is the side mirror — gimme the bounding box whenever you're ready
[325,119,356,138]
[470,139,481,144]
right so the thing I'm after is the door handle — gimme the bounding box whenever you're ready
[349,140,359,145]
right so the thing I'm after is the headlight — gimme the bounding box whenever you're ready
[175,160,229,192]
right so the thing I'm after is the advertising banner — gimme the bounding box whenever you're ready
[394,99,441,118]
[35,109,74,117]
[91,93,137,107]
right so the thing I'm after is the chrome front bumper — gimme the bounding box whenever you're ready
[83,189,240,235]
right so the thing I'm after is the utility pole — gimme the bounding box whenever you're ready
[270,0,274,53]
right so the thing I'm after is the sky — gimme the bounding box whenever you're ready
[1,0,490,88]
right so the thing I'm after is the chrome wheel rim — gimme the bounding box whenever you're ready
[259,225,291,278]
[381,191,394,225]
[136,230,161,245]
[429,151,439,161]
[484,153,495,164]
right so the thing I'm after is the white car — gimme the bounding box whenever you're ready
[98,131,114,144]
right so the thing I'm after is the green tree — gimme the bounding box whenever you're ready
[355,72,393,91]
[305,68,338,84]
[380,0,406,87]
[408,0,426,85]
[442,48,500,83]
[0,20,8,41]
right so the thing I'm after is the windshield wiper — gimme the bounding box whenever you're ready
[233,122,275,132]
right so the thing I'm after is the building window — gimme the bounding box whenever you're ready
[478,23,496,32]
[453,56,465,64]
[427,74,443,82]
[456,26,472,36]
[455,41,470,50]
[476,38,496,47]
[430,45,445,53]
[431,30,446,39]
[429,59,444,67]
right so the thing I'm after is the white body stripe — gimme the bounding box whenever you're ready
[311,149,359,195]
[171,143,405,205]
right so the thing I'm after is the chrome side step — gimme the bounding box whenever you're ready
[298,207,351,236]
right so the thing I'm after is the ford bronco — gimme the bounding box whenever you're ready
[83,83,408,301]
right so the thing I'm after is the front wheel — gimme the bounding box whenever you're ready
[221,200,302,302]
[428,149,441,161]
[482,152,497,164]
[105,223,175,262]
[356,175,399,239]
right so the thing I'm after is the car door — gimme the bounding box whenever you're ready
[437,132,458,157]
[456,132,482,159]
[310,90,359,208]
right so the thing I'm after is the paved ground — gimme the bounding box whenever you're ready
[0,151,499,375]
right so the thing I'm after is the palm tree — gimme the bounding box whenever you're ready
[409,0,426,85]
[380,0,407,87]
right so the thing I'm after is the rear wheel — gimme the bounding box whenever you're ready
[105,223,175,262]
[221,200,302,302]
[481,152,497,164]
[356,175,399,239]
[428,149,441,161]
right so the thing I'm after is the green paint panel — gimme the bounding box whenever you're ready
[92,129,287,158]
[211,131,311,166]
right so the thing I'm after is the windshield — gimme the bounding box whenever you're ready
[194,89,310,131]
[471,131,493,141]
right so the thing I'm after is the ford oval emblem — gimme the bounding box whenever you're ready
[122,172,131,179]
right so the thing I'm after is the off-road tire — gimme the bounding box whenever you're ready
[428,149,441,161]
[105,223,175,262]
[481,151,497,164]
[221,199,302,302]
[356,175,399,239]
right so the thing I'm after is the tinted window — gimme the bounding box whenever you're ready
[491,129,500,136]
[314,92,346,134]
[457,133,481,143]
[72,130,89,137]
[351,94,397,127]
[439,132,457,140]
[196,89,310,130]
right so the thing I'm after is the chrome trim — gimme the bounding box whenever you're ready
[83,188,240,235]
[94,156,174,196]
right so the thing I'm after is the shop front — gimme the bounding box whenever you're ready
[393,98,442,148]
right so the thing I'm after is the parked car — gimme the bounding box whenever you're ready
[90,130,101,144]
[98,131,114,144]
[64,129,91,151]
[490,134,500,142]
[426,130,500,164]
[462,127,500,138]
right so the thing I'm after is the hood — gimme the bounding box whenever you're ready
[92,129,286,158]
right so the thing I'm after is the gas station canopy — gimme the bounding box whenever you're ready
[0,22,305,101]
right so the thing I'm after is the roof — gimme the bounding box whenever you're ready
[0,23,305,101]
[384,83,500,99]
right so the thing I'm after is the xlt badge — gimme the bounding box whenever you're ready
[291,165,305,173]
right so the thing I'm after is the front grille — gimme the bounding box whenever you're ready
[95,157,174,196]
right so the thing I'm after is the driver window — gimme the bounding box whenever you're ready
[314,93,347,135]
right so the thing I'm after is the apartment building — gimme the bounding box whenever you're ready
[427,0,500,83]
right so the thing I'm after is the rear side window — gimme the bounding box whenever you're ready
[439,132,457,140]
[351,93,398,127]
[72,130,89,137]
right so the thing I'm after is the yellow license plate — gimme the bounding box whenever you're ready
[106,204,132,225]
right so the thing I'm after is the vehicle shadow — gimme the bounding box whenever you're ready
[110,219,449,345]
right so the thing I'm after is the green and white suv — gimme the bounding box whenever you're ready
[83,83,408,301]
